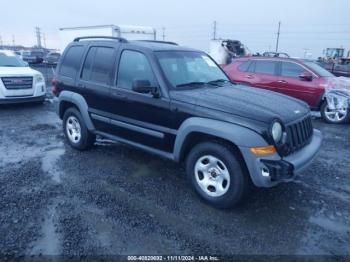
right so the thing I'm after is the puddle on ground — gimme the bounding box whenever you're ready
[309,215,350,234]
[30,204,61,255]
[41,146,65,183]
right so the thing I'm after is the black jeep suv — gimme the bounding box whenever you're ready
[54,36,322,208]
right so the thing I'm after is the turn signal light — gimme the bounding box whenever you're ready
[250,145,277,156]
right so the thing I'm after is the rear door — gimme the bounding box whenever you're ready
[76,44,118,132]
[275,61,320,106]
[246,59,279,91]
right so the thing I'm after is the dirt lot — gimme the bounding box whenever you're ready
[0,86,349,257]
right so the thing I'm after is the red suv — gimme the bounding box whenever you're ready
[222,57,350,124]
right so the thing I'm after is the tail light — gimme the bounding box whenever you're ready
[51,78,59,97]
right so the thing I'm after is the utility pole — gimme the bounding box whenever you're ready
[35,27,42,48]
[43,33,47,48]
[213,21,217,40]
[275,21,281,53]
[0,35,3,48]
[162,27,165,41]
[12,35,15,48]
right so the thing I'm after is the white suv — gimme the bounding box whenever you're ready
[0,50,46,104]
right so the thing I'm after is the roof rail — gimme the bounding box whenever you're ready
[262,51,290,58]
[73,36,128,43]
[136,40,178,45]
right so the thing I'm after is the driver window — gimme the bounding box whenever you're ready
[281,62,307,78]
[117,50,156,90]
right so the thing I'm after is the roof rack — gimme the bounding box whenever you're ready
[136,40,178,45]
[73,36,128,43]
[262,52,290,58]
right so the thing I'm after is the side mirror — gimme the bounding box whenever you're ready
[132,80,160,97]
[299,71,313,81]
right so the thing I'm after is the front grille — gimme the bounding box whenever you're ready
[1,77,33,90]
[285,115,313,155]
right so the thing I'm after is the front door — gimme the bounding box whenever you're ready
[108,49,174,152]
[275,61,320,107]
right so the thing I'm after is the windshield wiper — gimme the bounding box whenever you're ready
[1,65,16,67]
[207,79,230,86]
[176,81,206,88]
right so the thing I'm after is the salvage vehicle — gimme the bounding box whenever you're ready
[209,39,249,65]
[222,56,350,124]
[53,37,322,208]
[0,50,46,104]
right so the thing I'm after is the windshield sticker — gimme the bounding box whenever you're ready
[202,56,217,67]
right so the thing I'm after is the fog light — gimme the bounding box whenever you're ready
[261,167,270,177]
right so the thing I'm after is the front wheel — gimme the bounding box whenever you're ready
[320,101,350,124]
[186,142,251,209]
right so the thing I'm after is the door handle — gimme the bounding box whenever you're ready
[77,83,86,88]
[111,91,127,99]
[244,75,253,79]
[277,80,287,84]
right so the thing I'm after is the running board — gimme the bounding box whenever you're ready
[94,131,176,161]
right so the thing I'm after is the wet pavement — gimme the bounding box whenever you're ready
[0,99,349,257]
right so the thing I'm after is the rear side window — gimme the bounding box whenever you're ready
[254,60,277,75]
[281,62,306,77]
[117,50,156,90]
[238,60,251,72]
[60,46,84,78]
[81,47,116,84]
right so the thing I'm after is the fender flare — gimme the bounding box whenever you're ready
[58,91,95,131]
[173,117,268,161]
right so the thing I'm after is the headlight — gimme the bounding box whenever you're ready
[35,74,45,83]
[271,122,283,143]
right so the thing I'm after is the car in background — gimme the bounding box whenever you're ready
[43,52,61,65]
[222,57,350,124]
[0,50,46,104]
[22,50,45,64]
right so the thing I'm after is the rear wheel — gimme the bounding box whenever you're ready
[63,107,95,150]
[186,141,251,209]
[320,101,350,124]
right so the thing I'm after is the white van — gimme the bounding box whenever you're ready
[0,50,46,104]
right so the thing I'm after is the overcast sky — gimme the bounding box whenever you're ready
[1,0,350,58]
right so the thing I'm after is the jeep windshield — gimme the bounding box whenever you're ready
[156,51,229,89]
[0,52,27,67]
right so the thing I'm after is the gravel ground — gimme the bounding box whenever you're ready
[0,93,349,259]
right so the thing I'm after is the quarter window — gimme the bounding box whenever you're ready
[254,60,277,75]
[281,62,305,77]
[60,46,84,78]
[117,50,156,90]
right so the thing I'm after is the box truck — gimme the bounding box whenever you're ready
[59,24,156,52]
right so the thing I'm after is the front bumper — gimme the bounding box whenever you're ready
[239,129,322,187]
[0,94,46,104]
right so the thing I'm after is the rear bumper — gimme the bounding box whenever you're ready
[0,95,46,104]
[239,129,322,187]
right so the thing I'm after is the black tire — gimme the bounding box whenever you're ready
[186,141,251,209]
[320,100,350,124]
[63,107,95,150]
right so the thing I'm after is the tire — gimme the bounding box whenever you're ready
[63,107,95,150]
[186,141,251,209]
[320,100,350,124]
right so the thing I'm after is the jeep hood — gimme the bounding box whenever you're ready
[170,84,309,124]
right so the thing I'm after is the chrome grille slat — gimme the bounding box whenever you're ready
[1,77,33,90]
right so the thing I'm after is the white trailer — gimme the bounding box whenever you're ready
[59,24,156,52]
